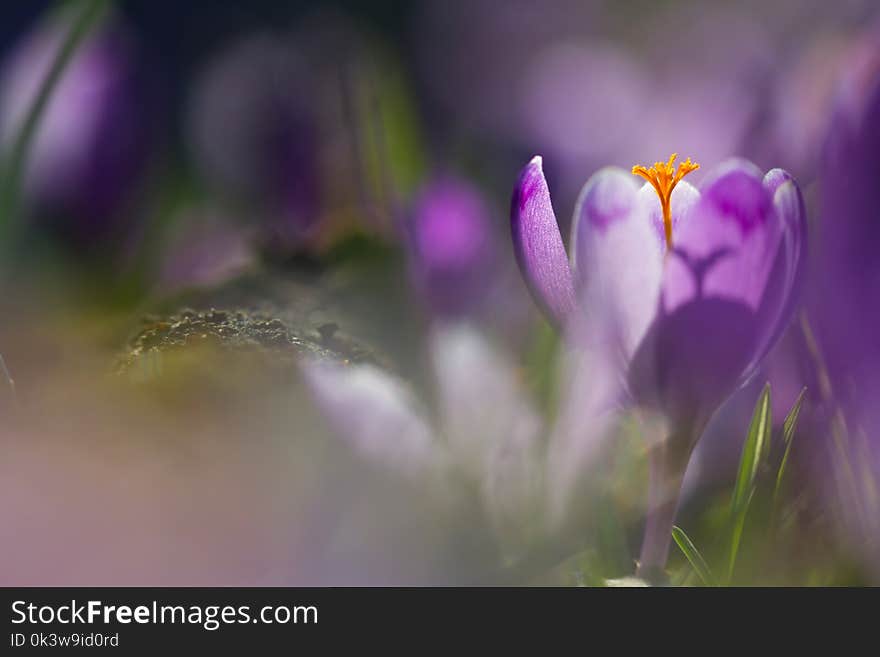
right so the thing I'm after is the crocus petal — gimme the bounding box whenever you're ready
[571,166,641,262]
[808,53,880,571]
[636,179,701,252]
[511,156,576,327]
[429,323,543,547]
[302,361,441,480]
[749,169,807,367]
[545,333,623,527]
[768,171,807,318]
[631,160,783,425]
[570,167,661,357]
[662,159,780,314]
[812,62,880,431]
[628,296,760,428]
[430,323,541,483]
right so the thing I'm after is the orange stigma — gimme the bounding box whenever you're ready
[632,153,699,249]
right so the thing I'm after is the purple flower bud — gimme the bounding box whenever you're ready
[0,16,154,248]
[407,176,497,318]
[186,34,320,254]
[510,156,575,328]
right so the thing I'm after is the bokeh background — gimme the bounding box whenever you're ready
[1,0,879,585]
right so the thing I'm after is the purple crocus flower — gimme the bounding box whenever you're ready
[186,34,320,254]
[511,152,806,576]
[415,1,785,217]
[304,322,622,567]
[304,324,545,558]
[808,36,880,563]
[0,15,153,248]
[812,36,880,428]
[406,177,496,318]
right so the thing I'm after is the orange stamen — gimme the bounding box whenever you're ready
[632,153,699,249]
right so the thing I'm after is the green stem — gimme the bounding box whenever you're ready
[0,0,111,238]
[635,425,697,583]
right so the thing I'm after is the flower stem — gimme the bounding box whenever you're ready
[636,429,694,583]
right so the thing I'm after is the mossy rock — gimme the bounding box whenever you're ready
[116,266,397,387]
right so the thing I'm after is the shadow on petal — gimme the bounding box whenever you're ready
[628,298,759,430]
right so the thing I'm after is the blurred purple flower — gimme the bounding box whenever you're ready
[304,325,542,555]
[0,15,154,247]
[304,323,621,563]
[759,35,854,179]
[405,177,497,318]
[808,33,880,561]
[416,1,780,211]
[156,205,256,294]
[511,153,806,574]
[186,34,320,253]
[812,36,880,428]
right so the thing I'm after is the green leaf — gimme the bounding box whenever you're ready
[672,526,715,586]
[731,384,772,517]
[727,493,752,584]
[774,387,807,501]
[727,384,772,583]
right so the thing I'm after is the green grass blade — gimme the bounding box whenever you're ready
[0,352,16,402]
[731,383,772,517]
[672,525,715,586]
[726,384,771,584]
[0,0,111,236]
[727,494,752,584]
[781,388,807,444]
[774,387,807,501]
